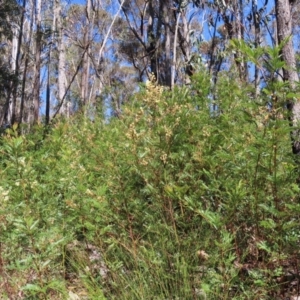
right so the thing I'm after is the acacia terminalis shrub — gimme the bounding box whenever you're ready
[0,62,299,298]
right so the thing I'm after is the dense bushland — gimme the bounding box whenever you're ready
[0,65,300,299]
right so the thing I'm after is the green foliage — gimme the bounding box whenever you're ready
[0,44,300,299]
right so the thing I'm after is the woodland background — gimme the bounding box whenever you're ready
[0,0,299,126]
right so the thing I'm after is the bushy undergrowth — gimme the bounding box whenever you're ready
[0,68,300,299]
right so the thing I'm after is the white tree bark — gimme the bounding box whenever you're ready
[32,0,42,123]
[171,11,181,89]
[163,1,171,87]
[7,26,18,125]
[80,0,92,107]
[275,0,300,154]
[55,0,68,116]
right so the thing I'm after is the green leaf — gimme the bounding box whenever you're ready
[22,284,42,292]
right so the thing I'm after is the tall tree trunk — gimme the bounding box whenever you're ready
[172,10,181,89]
[4,25,18,125]
[81,0,91,107]
[155,1,164,84]
[45,0,57,125]
[177,5,202,84]
[55,0,67,116]
[19,5,34,125]
[147,0,158,81]
[10,0,26,125]
[163,0,171,87]
[180,10,192,85]
[14,0,27,125]
[32,0,42,124]
[275,0,300,155]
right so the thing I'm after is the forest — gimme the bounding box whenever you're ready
[1,0,300,299]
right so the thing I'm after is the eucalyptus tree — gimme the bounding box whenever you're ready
[119,0,205,87]
[275,0,300,155]
[31,0,42,124]
[54,0,68,118]
[50,0,136,118]
[0,0,20,126]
